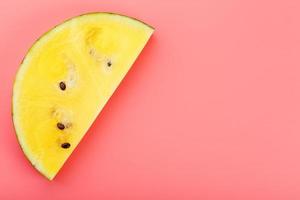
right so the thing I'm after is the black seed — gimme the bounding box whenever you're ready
[57,123,65,130]
[107,61,112,67]
[61,143,71,149]
[59,82,66,90]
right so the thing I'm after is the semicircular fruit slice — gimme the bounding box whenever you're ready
[12,12,154,180]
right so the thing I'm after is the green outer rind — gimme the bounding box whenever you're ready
[12,12,154,180]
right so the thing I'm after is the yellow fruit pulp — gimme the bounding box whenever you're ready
[12,13,154,180]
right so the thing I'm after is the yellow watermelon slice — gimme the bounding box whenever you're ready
[12,12,154,180]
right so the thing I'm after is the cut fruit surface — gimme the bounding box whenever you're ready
[12,12,154,180]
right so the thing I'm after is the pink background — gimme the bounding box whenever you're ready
[1,0,300,199]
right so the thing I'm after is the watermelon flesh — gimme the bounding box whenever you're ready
[12,13,154,180]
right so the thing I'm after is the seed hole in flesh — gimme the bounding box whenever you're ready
[89,48,95,56]
[59,82,66,90]
[107,61,112,67]
[57,123,65,130]
[61,143,71,149]
[65,123,72,128]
